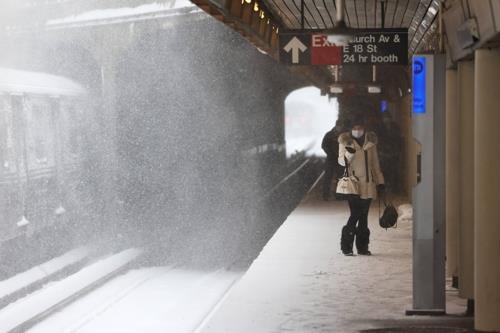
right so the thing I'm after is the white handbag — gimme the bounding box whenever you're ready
[335,158,360,200]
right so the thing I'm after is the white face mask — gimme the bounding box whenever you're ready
[352,129,364,139]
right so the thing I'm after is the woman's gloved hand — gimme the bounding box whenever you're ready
[377,184,386,194]
[345,146,356,154]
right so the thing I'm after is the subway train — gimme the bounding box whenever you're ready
[0,18,319,270]
[0,67,97,244]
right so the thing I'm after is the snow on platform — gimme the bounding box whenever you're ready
[198,187,466,332]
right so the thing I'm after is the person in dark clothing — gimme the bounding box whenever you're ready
[321,126,341,201]
[338,116,385,256]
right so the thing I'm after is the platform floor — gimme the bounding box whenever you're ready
[199,186,472,333]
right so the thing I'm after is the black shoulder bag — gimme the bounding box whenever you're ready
[379,191,398,229]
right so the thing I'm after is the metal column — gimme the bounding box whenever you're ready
[445,69,459,287]
[406,54,446,315]
[474,48,500,332]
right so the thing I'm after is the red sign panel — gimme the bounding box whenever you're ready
[310,35,342,65]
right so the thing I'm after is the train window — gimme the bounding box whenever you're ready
[1,96,16,173]
[28,100,50,165]
[68,106,82,157]
[34,106,47,163]
[10,96,24,171]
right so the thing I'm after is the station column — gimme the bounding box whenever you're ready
[457,61,474,304]
[474,48,500,332]
[445,69,459,285]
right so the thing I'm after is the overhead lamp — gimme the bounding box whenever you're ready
[326,25,354,47]
[330,86,343,94]
[253,2,259,11]
[368,86,382,94]
[428,6,438,16]
[327,34,353,46]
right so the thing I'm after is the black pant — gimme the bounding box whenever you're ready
[341,198,372,253]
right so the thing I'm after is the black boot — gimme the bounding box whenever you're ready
[355,227,371,255]
[341,225,355,255]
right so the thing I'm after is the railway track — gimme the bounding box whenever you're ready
[0,156,318,333]
[0,249,143,333]
[29,267,241,333]
[0,248,241,333]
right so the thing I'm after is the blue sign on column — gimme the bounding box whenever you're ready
[412,56,426,114]
[380,100,388,113]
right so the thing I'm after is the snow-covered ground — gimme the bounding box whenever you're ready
[28,267,241,333]
[198,188,467,332]
[397,203,413,224]
[4,190,466,333]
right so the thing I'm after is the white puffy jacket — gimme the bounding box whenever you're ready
[338,131,385,199]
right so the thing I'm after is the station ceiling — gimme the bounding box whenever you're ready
[192,0,442,92]
[1,0,443,94]
[269,0,441,55]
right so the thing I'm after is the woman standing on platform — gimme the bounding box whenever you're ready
[338,116,385,256]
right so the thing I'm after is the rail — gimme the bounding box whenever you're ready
[263,158,311,199]
[2,249,143,333]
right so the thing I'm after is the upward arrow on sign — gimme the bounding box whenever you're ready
[283,37,308,64]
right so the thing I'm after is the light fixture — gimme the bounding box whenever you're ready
[260,10,265,19]
[330,86,343,94]
[327,34,354,46]
[253,2,259,12]
[244,0,251,4]
[368,86,382,94]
